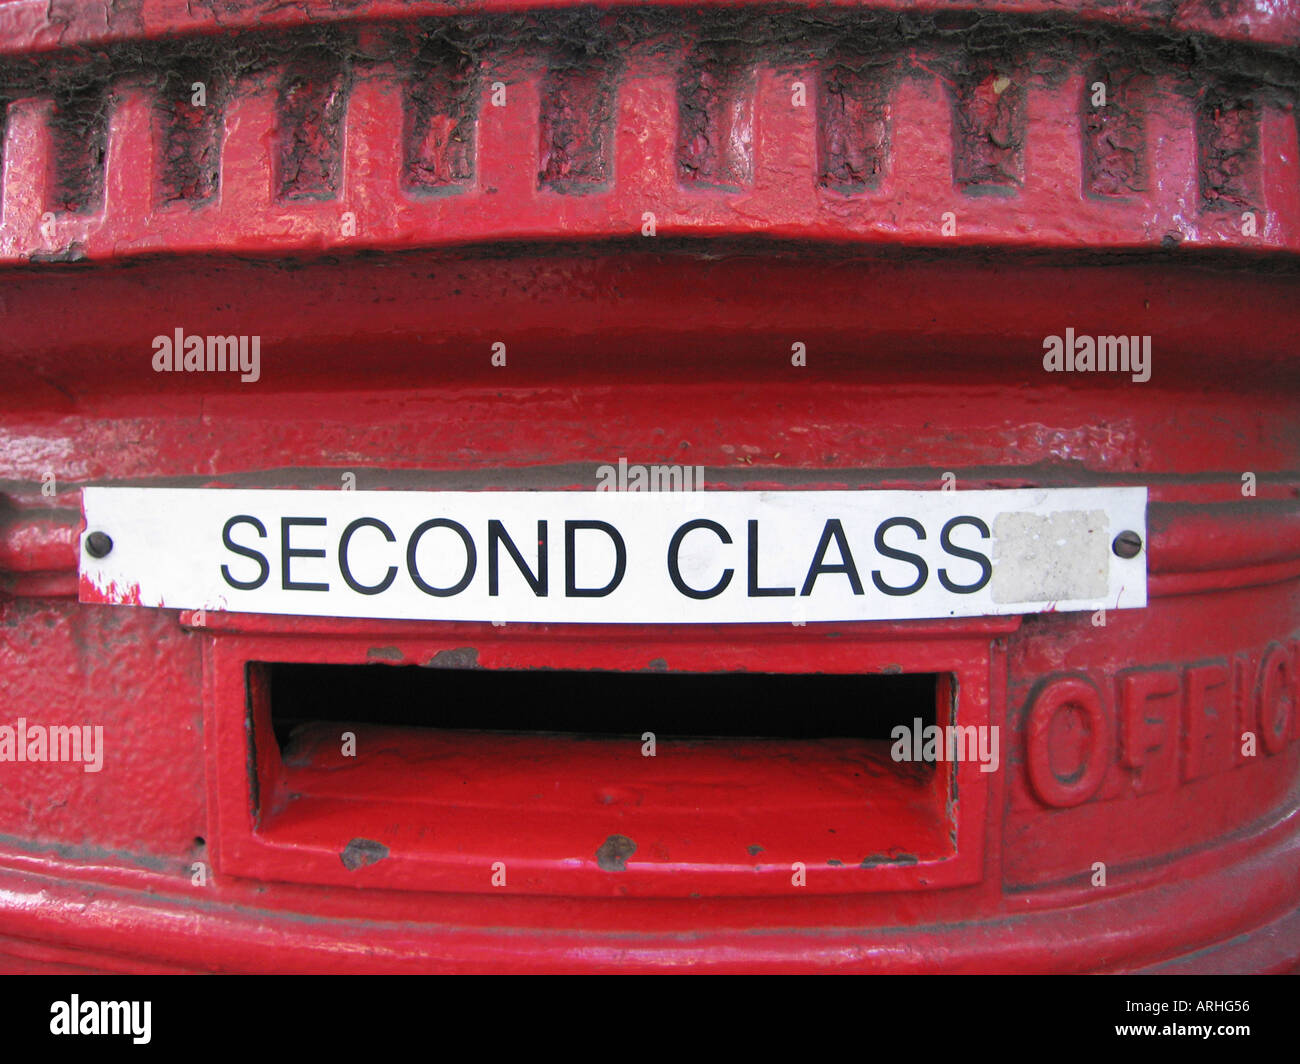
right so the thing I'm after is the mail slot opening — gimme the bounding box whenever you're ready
[242,659,964,894]
[265,662,940,748]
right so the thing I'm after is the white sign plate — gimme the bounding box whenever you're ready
[79,487,1147,623]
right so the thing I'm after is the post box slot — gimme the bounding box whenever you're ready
[266,662,939,745]
[234,660,962,893]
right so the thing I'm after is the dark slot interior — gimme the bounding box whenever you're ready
[265,662,939,748]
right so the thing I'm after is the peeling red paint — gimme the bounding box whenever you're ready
[78,574,143,607]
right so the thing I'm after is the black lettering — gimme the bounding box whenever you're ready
[747,520,795,597]
[565,520,626,597]
[667,519,734,599]
[338,517,397,595]
[407,518,476,597]
[938,516,992,594]
[221,515,269,590]
[488,520,548,596]
[872,517,928,596]
[800,519,864,596]
[281,517,329,592]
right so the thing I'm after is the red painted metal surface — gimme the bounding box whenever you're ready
[0,0,1298,972]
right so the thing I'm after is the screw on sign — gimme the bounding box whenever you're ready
[83,531,114,559]
[1112,530,1143,559]
[0,0,1295,988]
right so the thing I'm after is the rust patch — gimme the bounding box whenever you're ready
[403,31,477,194]
[595,833,636,871]
[950,63,1026,191]
[860,849,920,868]
[49,84,107,214]
[539,62,615,192]
[818,63,892,194]
[340,837,388,870]
[277,45,352,202]
[157,61,222,205]
[366,646,403,661]
[677,43,753,191]
[28,243,87,263]
[747,844,764,856]
[425,646,479,669]
[1197,87,1259,212]
[1082,68,1147,198]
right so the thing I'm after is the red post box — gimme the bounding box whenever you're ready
[0,0,1297,972]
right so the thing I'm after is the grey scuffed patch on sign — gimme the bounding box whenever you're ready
[991,510,1108,603]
